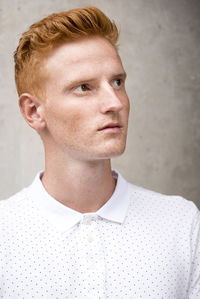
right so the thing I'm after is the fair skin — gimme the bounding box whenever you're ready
[19,36,130,213]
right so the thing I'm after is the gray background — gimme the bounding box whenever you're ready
[0,0,200,208]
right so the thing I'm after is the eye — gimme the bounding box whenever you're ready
[112,78,123,88]
[74,84,90,94]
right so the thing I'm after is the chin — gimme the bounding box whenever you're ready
[96,144,127,159]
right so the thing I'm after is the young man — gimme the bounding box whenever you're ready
[0,6,199,298]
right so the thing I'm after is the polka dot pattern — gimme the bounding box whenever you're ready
[0,173,200,298]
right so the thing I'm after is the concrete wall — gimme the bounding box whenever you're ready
[0,0,200,208]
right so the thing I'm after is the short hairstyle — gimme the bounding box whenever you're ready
[14,6,119,101]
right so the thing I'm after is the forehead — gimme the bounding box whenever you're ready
[44,37,124,82]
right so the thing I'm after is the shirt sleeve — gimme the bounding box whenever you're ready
[187,208,200,299]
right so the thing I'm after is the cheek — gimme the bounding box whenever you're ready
[127,101,130,116]
[45,103,82,127]
[123,96,130,116]
[65,112,83,133]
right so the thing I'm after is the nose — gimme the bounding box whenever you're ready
[99,84,124,114]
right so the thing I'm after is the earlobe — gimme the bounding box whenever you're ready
[19,93,46,131]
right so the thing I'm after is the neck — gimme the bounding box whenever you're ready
[41,155,116,213]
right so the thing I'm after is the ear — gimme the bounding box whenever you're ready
[19,93,46,132]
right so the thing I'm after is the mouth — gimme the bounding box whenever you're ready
[98,123,122,133]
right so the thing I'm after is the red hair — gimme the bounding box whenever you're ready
[14,6,119,100]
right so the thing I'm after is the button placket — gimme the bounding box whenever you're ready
[82,215,96,244]
[79,215,105,298]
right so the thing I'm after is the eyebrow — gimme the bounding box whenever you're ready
[62,71,127,93]
[112,72,127,80]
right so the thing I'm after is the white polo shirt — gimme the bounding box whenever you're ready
[0,170,199,298]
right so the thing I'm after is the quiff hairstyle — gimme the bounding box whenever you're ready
[14,6,119,101]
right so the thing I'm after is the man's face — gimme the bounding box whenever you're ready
[41,36,130,161]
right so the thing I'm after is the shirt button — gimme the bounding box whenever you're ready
[87,234,94,242]
[85,218,91,225]
[88,263,96,270]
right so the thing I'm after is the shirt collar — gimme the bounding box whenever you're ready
[27,170,130,232]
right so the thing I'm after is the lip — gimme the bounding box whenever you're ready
[98,123,122,133]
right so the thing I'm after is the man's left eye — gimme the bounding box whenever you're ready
[112,79,122,87]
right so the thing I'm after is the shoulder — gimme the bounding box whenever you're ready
[0,188,31,221]
[0,188,27,207]
[127,182,199,227]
